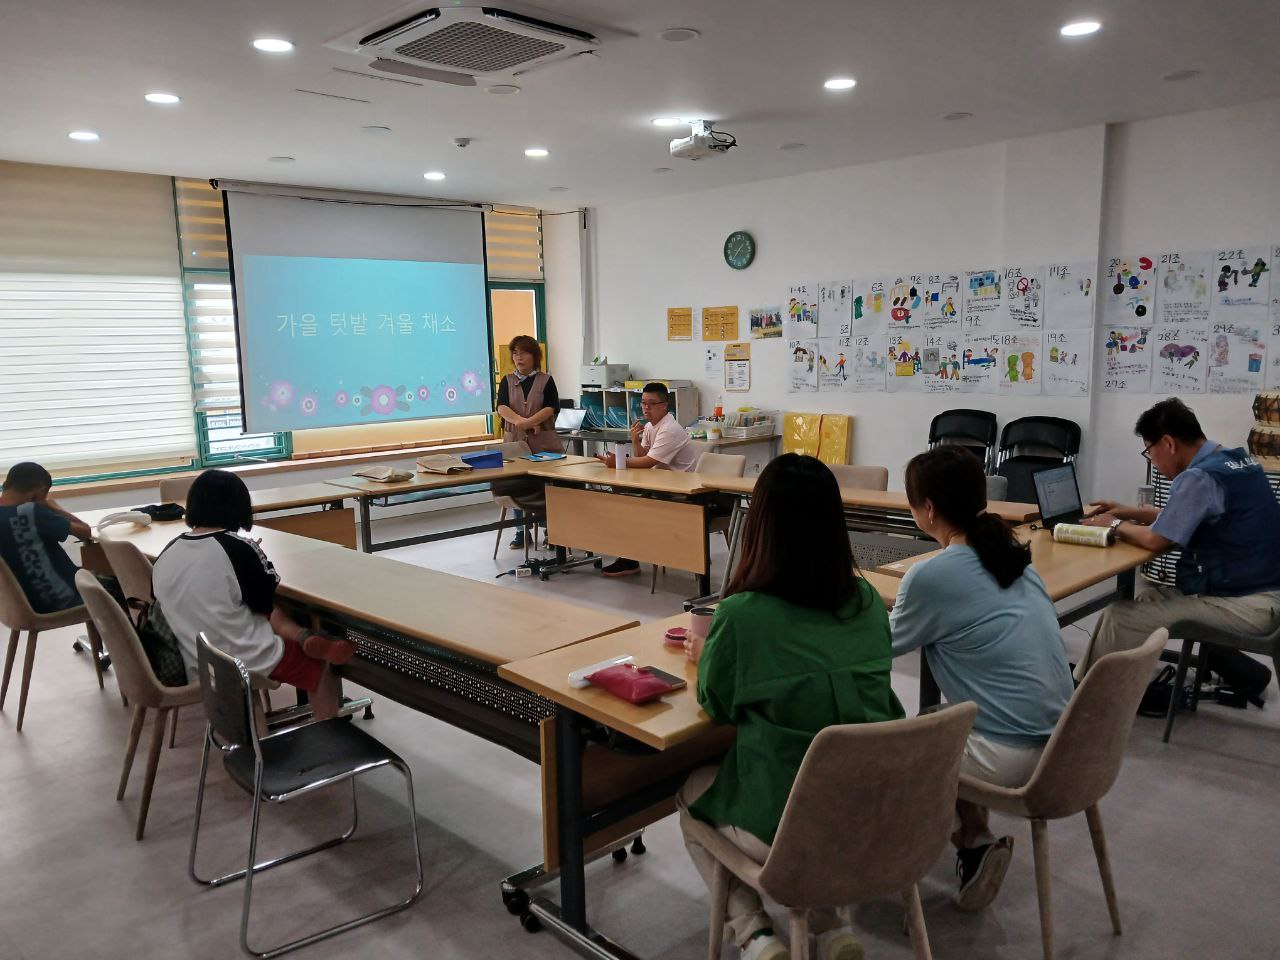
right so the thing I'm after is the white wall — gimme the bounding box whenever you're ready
[550,100,1280,499]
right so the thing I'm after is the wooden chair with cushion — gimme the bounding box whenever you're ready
[957,627,1168,960]
[650,452,746,594]
[828,464,889,491]
[76,570,202,840]
[683,703,977,960]
[158,475,196,504]
[1,558,98,731]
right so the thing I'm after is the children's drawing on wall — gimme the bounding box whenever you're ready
[1156,251,1211,325]
[994,331,1043,395]
[1044,329,1091,396]
[1101,324,1154,393]
[1152,324,1209,394]
[1043,261,1095,330]
[848,278,883,337]
[882,275,925,329]
[1102,255,1155,326]
[1207,321,1265,394]
[1002,266,1044,328]
[818,281,853,338]
[1211,247,1271,323]
[848,334,887,391]
[785,284,819,340]
[787,338,819,393]
[750,305,783,340]
[885,333,923,392]
[1268,246,1280,389]
[918,333,961,393]
[817,336,857,392]
[960,332,1002,394]
[962,268,1003,332]
[921,271,962,330]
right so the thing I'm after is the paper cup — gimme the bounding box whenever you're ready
[614,442,629,470]
[689,606,715,639]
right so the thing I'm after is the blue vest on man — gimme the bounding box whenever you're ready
[1176,446,1280,597]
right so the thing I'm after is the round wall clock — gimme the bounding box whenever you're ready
[723,230,756,270]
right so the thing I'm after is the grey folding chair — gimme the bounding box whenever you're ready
[189,633,423,958]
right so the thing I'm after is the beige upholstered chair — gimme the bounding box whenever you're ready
[492,440,537,559]
[985,474,1010,502]
[650,452,746,594]
[0,558,97,731]
[828,464,890,491]
[98,538,154,618]
[158,476,196,503]
[957,628,1168,960]
[683,703,977,960]
[76,570,202,840]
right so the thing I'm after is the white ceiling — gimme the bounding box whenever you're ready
[2,0,1279,210]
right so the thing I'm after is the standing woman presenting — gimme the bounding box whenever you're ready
[495,335,563,549]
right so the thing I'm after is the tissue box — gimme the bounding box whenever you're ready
[461,450,504,469]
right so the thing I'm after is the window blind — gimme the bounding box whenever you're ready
[485,206,544,280]
[0,162,196,476]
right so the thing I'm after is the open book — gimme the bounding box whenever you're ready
[353,465,413,483]
[416,454,473,475]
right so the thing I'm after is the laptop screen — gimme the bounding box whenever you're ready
[555,408,587,431]
[1033,463,1083,526]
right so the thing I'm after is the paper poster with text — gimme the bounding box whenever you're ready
[1102,255,1155,326]
[960,332,1003,394]
[1001,265,1045,328]
[886,333,924,392]
[851,277,887,336]
[920,331,962,393]
[846,334,887,392]
[1211,246,1271,323]
[724,342,751,392]
[818,281,853,339]
[787,339,819,392]
[881,274,927,330]
[1156,251,1211,325]
[1101,325,1153,393]
[1043,261,1096,330]
[1207,320,1265,394]
[1152,324,1209,394]
[817,337,855,392]
[962,268,1003,333]
[785,283,819,340]
[1044,330,1092,397]
[920,271,962,330]
[993,330,1044,395]
[749,305,783,340]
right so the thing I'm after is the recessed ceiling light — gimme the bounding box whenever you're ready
[943,111,974,121]
[423,171,446,181]
[486,84,521,95]
[68,130,100,141]
[361,125,391,134]
[549,186,569,192]
[823,77,856,91]
[651,117,684,127]
[524,147,549,158]
[1163,69,1201,82]
[267,156,294,162]
[779,142,807,151]
[659,27,700,42]
[144,92,180,105]
[253,37,294,53]
[653,167,673,174]
[1060,20,1101,37]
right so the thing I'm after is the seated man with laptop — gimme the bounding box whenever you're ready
[1073,398,1280,695]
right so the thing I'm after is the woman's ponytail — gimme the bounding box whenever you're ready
[905,446,1031,590]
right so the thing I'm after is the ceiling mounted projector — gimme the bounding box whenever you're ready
[670,120,737,161]
[327,5,600,85]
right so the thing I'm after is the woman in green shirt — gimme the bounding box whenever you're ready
[678,454,904,960]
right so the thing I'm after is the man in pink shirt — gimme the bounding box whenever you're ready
[595,382,697,576]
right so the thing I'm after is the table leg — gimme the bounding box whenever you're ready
[357,498,372,553]
[1118,568,1136,601]
[718,500,747,598]
[554,710,587,931]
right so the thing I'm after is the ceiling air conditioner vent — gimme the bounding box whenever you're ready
[346,7,598,80]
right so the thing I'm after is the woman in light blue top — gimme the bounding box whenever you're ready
[891,445,1073,914]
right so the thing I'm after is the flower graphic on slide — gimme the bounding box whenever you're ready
[263,381,294,412]
[417,386,430,401]
[402,388,415,404]
[361,384,410,417]
[460,370,483,396]
[299,394,318,416]
[444,386,458,404]
[334,390,349,407]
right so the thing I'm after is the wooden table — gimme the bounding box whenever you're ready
[527,461,721,597]
[323,455,595,553]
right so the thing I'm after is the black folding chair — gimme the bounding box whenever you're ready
[995,416,1082,503]
[189,633,422,958]
[928,409,999,472]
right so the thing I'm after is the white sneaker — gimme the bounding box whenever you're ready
[815,926,864,960]
[741,933,789,960]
